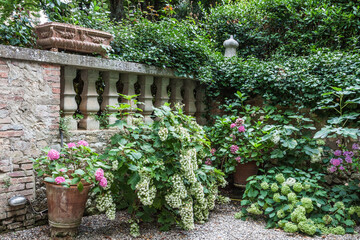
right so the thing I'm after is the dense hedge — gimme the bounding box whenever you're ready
[204,0,360,58]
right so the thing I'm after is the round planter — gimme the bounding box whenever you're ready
[45,180,91,238]
[233,161,259,188]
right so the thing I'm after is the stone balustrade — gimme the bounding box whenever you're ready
[61,67,206,130]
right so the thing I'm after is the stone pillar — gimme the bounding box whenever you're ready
[183,79,196,116]
[170,78,183,108]
[138,75,154,123]
[120,73,137,124]
[102,71,119,125]
[154,77,170,108]
[61,66,78,130]
[223,35,239,58]
[195,84,207,125]
[79,70,100,130]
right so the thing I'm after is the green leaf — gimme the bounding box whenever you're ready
[44,177,55,183]
[71,177,80,185]
[265,207,274,214]
[77,181,83,192]
[74,169,85,176]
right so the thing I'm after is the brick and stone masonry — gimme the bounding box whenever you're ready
[0,57,60,232]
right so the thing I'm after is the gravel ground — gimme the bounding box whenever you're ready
[1,204,359,240]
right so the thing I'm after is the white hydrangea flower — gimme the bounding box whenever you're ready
[284,177,296,186]
[271,132,281,144]
[112,160,119,170]
[136,171,157,206]
[158,127,168,141]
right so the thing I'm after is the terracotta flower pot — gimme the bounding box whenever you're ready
[45,180,91,238]
[233,161,259,188]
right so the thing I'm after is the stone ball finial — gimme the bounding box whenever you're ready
[223,35,239,58]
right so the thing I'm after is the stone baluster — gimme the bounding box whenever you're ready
[223,35,239,58]
[195,84,207,125]
[79,70,100,130]
[120,73,137,124]
[138,75,154,123]
[102,71,119,125]
[183,79,196,116]
[61,66,78,130]
[154,77,170,108]
[170,78,183,108]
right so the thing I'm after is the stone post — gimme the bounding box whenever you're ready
[120,73,137,124]
[195,84,207,125]
[223,35,239,58]
[61,66,78,130]
[170,78,183,107]
[138,75,154,123]
[102,71,119,125]
[183,79,196,116]
[79,70,100,130]
[154,77,170,108]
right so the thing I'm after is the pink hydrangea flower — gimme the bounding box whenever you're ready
[230,145,239,154]
[48,149,60,160]
[238,125,245,133]
[95,168,104,181]
[59,168,66,172]
[343,151,354,157]
[329,166,337,173]
[77,140,89,147]
[333,150,342,156]
[230,134,236,141]
[67,142,76,148]
[235,156,241,163]
[330,158,342,166]
[99,177,107,188]
[352,143,359,150]
[345,155,352,163]
[55,176,66,184]
[235,118,244,126]
[210,148,216,155]
[339,165,345,170]
[205,158,212,166]
[230,123,237,128]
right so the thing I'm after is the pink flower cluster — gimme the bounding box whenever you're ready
[55,176,66,184]
[67,142,76,148]
[211,148,216,155]
[230,117,246,133]
[230,145,239,154]
[77,140,89,147]
[235,156,241,163]
[329,147,358,173]
[95,168,107,188]
[205,158,212,166]
[48,149,60,160]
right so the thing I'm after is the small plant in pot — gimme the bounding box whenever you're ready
[32,140,114,238]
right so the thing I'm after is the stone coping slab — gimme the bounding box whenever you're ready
[0,44,193,79]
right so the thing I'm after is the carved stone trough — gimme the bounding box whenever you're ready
[35,22,113,57]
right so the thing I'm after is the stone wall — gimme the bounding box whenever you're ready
[0,57,61,232]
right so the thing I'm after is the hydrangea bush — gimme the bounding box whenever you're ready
[32,141,115,219]
[102,103,228,236]
[237,166,360,236]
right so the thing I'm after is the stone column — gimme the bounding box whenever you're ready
[79,70,100,130]
[61,66,78,130]
[223,35,239,58]
[183,79,196,116]
[170,78,183,108]
[154,77,170,108]
[195,84,207,125]
[120,73,137,124]
[102,71,119,125]
[138,75,154,123]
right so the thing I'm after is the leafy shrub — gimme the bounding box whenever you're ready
[238,166,360,235]
[102,103,227,236]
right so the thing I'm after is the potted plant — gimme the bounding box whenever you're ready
[32,140,112,238]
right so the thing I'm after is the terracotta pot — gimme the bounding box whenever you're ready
[45,180,91,238]
[35,22,113,56]
[233,161,259,188]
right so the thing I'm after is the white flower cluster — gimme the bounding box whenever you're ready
[158,127,168,141]
[136,171,156,206]
[129,221,140,237]
[179,199,195,230]
[96,192,116,220]
[165,174,187,209]
[104,172,114,190]
[310,151,322,163]
[112,160,119,170]
[284,177,296,186]
[179,148,198,183]
[271,132,281,144]
[207,185,218,210]
[175,125,190,141]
